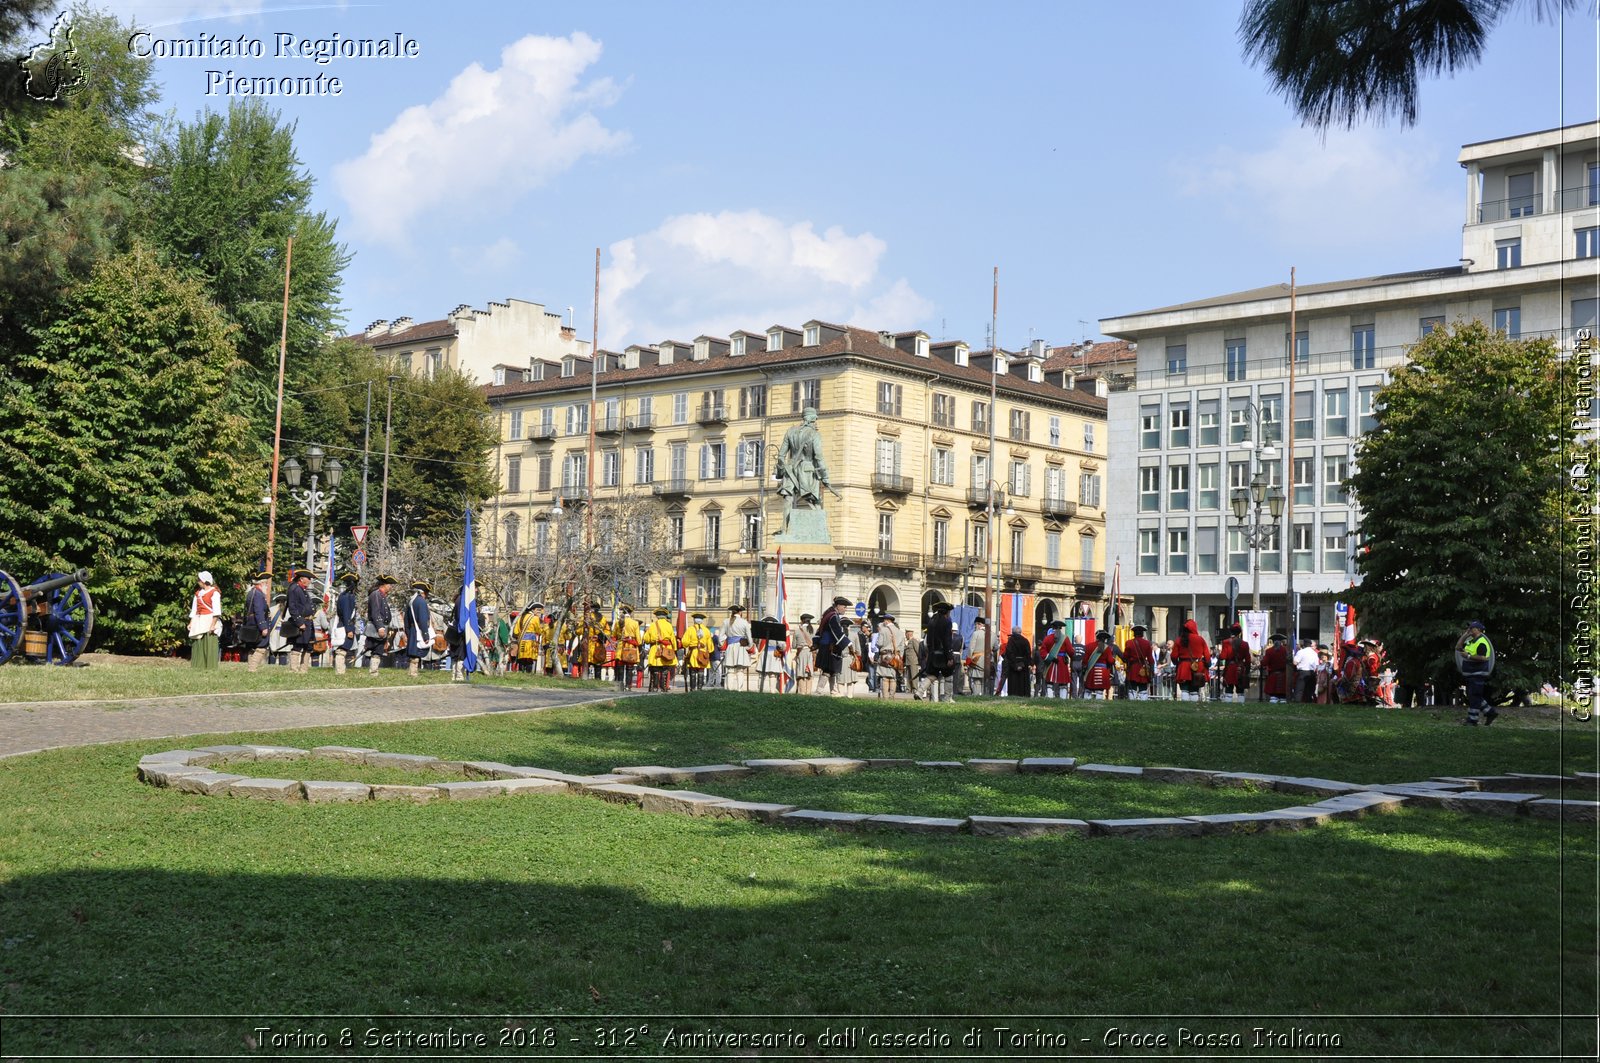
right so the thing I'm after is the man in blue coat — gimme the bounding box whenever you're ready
[404,580,433,677]
[366,573,395,674]
[243,570,272,673]
[334,571,360,675]
[285,569,318,674]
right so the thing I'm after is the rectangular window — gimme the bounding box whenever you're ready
[791,379,822,413]
[668,442,687,481]
[1287,330,1308,367]
[1507,171,1536,217]
[1323,522,1348,572]
[1357,386,1379,433]
[1083,422,1095,451]
[506,455,521,494]
[1292,522,1314,573]
[972,521,988,559]
[1168,463,1189,510]
[972,401,989,435]
[539,406,555,432]
[1009,527,1024,564]
[1079,472,1101,508]
[1225,338,1247,382]
[1196,526,1219,574]
[932,393,956,427]
[1048,416,1061,446]
[698,575,722,607]
[1590,161,1600,206]
[1139,466,1160,512]
[877,382,904,416]
[564,403,589,436]
[1079,535,1096,573]
[1197,462,1219,510]
[932,519,950,558]
[601,449,620,487]
[1168,405,1190,448]
[878,513,895,554]
[738,385,767,419]
[636,395,653,420]
[876,438,903,477]
[737,439,763,478]
[1577,227,1599,259]
[1323,454,1348,505]
[668,514,684,551]
[1420,315,1444,337]
[1045,530,1061,569]
[1496,238,1522,269]
[700,441,726,480]
[1493,306,1521,338]
[533,522,549,556]
[1259,526,1281,573]
[537,454,552,492]
[1140,407,1161,449]
[1259,394,1283,445]
[742,512,762,552]
[1009,460,1031,496]
[1138,528,1159,574]
[1198,400,1220,446]
[1352,325,1375,369]
[971,454,990,489]
[1229,460,1250,493]
[561,451,587,489]
[1008,408,1030,441]
[704,513,721,551]
[931,447,954,486]
[635,446,655,484]
[672,392,688,424]
[1323,388,1348,437]
[1167,527,1189,574]
[1293,391,1314,441]
[1165,344,1187,376]
[1044,466,1064,502]
[1229,399,1251,444]
[1293,455,1314,507]
[509,410,523,440]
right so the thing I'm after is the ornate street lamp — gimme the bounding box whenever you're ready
[1230,468,1283,614]
[284,446,343,574]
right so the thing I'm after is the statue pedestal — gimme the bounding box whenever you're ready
[773,508,832,545]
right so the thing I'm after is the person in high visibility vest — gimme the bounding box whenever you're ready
[643,608,678,692]
[1455,619,1497,725]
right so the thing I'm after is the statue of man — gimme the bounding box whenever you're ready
[775,406,833,532]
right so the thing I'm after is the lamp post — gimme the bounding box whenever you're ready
[1229,435,1283,616]
[283,445,343,575]
[980,479,1013,697]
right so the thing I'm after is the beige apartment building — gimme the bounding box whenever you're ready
[356,297,590,385]
[482,322,1113,628]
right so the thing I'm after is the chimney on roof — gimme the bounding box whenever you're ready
[365,320,389,337]
[389,317,413,334]
[1029,338,1048,361]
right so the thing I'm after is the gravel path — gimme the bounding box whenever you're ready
[0,683,630,759]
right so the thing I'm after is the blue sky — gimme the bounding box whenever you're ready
[78,1,1600,349]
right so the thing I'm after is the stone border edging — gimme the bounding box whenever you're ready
[133,748,1600,838]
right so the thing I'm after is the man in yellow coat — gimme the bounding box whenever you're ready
[612,605,641,690]
[681,611,714,691]
[513,603,544,674]
[643,607,678,692]
[583,605,611,680]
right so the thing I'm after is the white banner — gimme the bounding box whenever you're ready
[1242,610,1269,653]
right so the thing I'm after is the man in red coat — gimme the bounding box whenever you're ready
[1037,621,1074,700]
[1173,618,1210,701]
[1220,624,1252,703]
[1261,631,1291,703]
[1123,624,1156,700]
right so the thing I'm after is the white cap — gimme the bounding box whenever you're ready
[198,571,214,584]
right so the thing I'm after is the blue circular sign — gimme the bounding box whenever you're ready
[854,601,867,618]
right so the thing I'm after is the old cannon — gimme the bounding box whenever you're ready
[0,568,95,665]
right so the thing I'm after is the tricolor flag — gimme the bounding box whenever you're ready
[458,506,480,674]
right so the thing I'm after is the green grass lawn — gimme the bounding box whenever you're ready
[0,692,1594,1058]
[0,655,609,702]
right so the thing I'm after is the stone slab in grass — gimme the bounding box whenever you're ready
[491,766,587,783]
[1212,771,1290,789]
[362,752,440,771]
[1574,772,1599,789]
[137,764,210,786]
[702,801,797,824]
[499,779,569,797]
[743,759,815,775]
[678,764,754,782]
[570,773,638,787]
[1143,767,1218,786]
[140,749,219,768]
[1087,817,1203,838]
[1018,757,1078,774]
[430,761,473,777]
[580,782,658,806]
[193,744,257,762]
[1440,792,1543,815]
[1308,793,1408,819]
[866,758,916,768]
[1258,807,1336,828]
[1506,772,1577,787]
[1076,764,1144,780]
[865,814,968,834]
[302,780,372,803]
[1358,780,1460,791]
[1360,787,1454,808]
[227,778,301,801]
[462,761,526,780]
[1456,775,1534,792]
[612,765,695,785]
[1184,812,1300,835]
[802,757,867,775]
[1272,777,1367,797]
[968,815,1090,838]
[311,746,378,764]
[433,781,506,801]
[639,790,730,816]
[240,745,309,760]
[1526,799,1600,822]
[170,771,247,796]
[371,784,440,803]
[780,809,871,831]
[967,759,1019,773]
[916,760,966,770]
[1431,776,1484,790]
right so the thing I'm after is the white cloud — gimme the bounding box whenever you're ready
[1180,127,1455,252]
[598,209,931,347]
[334,31,628,241]
[450,236,521,273]
[96,0,268,28]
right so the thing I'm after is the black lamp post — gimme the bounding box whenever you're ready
[284,445,343,574]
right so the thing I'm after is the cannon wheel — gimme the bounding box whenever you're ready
[43,574,94,665]
[0,570,22,666]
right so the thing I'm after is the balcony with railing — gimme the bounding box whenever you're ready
[871,472,914,495]
[651,477,692,498]
[556,486,587,509]
[965,485,998,509]
[529,424,558,442]
[837,546,920,570]
[923,552,968,575]
[1135,341,1413,389]
[595,414,624,436]
[624,413,655,433]
[1074,568,1105,589]
[1000,560,1043,582]
[695,403,727,425]
[682,549,726,568]
[1476,186,1599,223]
[1040,494,1078,520]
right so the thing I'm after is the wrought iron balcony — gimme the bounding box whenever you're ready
[624,413,655,432]
[923,552,967,574]
[695,403,727,425]
[966,486,998,509]
[871,473,914,494]
[682,549,726,568]
[837,546,920,570]
[1074,568,1105,589]
[1040,494,1079,520]
[651,478,691,498]
[529,424,558,442]
[595,415,623,436]
[555,487,587,509]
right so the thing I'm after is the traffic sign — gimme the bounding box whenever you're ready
[351,525,369,546]
[352,548,367,567]
[854,601,867,618]
[1224,576,1239,605]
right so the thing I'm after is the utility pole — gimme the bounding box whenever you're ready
[380,374,396,546]
[1285,265,1298,697]
[984,266,998,699]
[359,378,372,529]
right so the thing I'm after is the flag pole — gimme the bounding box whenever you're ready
[266,235,294,575]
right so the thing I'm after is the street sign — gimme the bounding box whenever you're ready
[1224,576,1239,605]
[351,525,369,546]
[352,548,367,567]
[854,601,867,618]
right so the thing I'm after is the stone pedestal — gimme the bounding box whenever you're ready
[773,507,832,545]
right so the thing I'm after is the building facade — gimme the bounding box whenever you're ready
[355,298,590,385]
[1101,121,1600,644]
[482,324,1113,629]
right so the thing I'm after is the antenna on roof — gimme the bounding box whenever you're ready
[940,318,946,340]
[1078,319,1091,343]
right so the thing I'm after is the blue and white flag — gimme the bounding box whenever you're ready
[459,506,480,673]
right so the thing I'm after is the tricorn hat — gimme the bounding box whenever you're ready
[411,579,431,593]
[252,569,273,582]
[799,613,814,622]
[374,573,396,586]
[932,601,953,613]
[654,607,669,617]
[338,570,359,585]
[691,611,706,619]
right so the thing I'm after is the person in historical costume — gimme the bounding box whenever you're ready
[813,596,852,696]
[1315,646,1335,704]
[791,614,816,694]
[403,580,434,677]
[773,406,839,534]
[1000,625,1033,698]
[1218,624,1251,703]
[365,574,395,673]
[1037,621,1074,700]
[681,612,713,690]
[332,570,359,675]
[846,618,873,697]
[612,605,642,690]
[964,617,990,696]
[1171,619,1210,701]
[923,601,960,703]
[188,571,222,670]
[1081,630,1125,699]
[643,607,678,692]
[1260,631,1291,703]
[489,605,512,675]
[903,623,924,700]
[513,602,543,674]
[583,606,611,681]
[755,615,788,691]
[242,570,273,673]
[722,605,753,691]
[1335,640,1367,704]
[1121,625,1156,700]
[283,569,318,674]
[873,612,907,700]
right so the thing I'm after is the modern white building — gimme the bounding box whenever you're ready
[1100,121,1600,644]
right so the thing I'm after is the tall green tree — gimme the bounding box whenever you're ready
[1239,0,1584,130]
[1348,321,1577,695]
[0,246,259,652]
[381,368,500,542]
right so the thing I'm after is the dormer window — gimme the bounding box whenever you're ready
[766,329,783,352]
[916,337,930,358]
[530,362,545,381]
[731,335,746,357]
[493,367,506,386]
[955,345,969,367]
[804,325,820,346]
[1095,378,1109,397]
[561,356,576,378]
[1028,362,1042,383]
[659,345,674,366]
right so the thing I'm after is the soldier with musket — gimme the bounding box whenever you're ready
[366,573,396,673]
[923,601,960,703]
[404,579,433,677]
[284,569,318,674]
